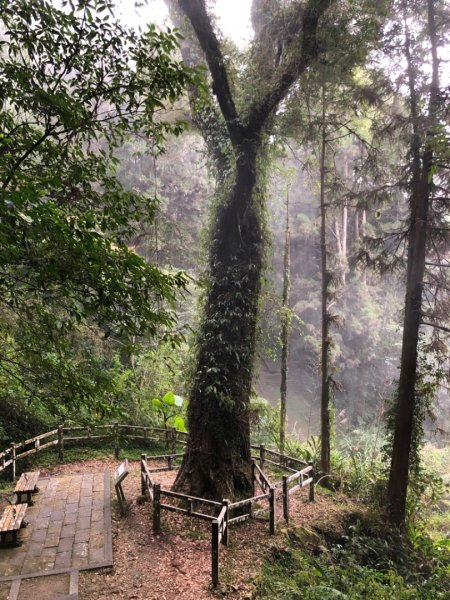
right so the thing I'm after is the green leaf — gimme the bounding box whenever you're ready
[162,391,175,405]
[173,416,186,432]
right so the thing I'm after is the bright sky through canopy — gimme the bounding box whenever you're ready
[117,0,253,48]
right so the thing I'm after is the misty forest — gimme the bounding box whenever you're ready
[0,0,449,598]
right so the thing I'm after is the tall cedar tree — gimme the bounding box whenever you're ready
[387,0,443,526]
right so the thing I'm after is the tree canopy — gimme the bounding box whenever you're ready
[0,0,199,414]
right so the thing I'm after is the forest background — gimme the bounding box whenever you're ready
[0,0,449,539]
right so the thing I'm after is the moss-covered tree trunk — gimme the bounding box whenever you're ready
[387,0,439,526]
[174,142,264,498]
[170,0,334,500]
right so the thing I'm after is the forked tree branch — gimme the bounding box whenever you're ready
[178,0,335,145]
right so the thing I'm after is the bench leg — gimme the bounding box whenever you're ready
[0,531,22,547]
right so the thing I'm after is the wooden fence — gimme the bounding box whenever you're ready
[0,424,189,481]
[144,453,278,587]
[1,427,315,586]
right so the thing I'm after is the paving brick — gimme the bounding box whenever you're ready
[58,537,74,553]
[60,524,76,538]
[77,517,91,530]
[78,505,91,518]
[91,510,103,523]
[63,513,77,525]
[44,534,61,548]
[54,551,72,568]
[1,471,109,578]
[31,529,47,543]
[89,547,105,563]
[79,497,92,508]
[74,529,90,543]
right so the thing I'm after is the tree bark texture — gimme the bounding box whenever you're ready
[387,0,439,526]
[280,194,291,454]
[170,0,334,499]
[319,86,331,474]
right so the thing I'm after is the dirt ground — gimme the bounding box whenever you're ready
[1,458,355,600]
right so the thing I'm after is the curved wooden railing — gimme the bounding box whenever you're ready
[0,423,189,480]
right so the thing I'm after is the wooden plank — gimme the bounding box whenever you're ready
[15,472,39,493]
[0,505,27,532]
[159,504,216,522]
[228,513,251,524]
[146,453,185,460]
[253,462,272,489]
[62,435,111,442]
[250,446,308,466]
[114,460,129,486]
[160,489,222,507]
[120,435,158,441]
[211,520,219,587]
[21,429,58,446]
[264,458,299,473]
[228,493,269,510]
[147,466,180,473]
[286,465,312,484]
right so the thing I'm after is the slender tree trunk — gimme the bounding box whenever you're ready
[387,0,439,526]
[279,191,291,454]
[361,209,367,285]
[319,86,331,474]
[341,203,347,285]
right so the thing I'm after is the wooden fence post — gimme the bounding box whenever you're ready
[171,428,177,455]
[211,519,220,587]
[153,483,161,534]
[308,461,315,502]
[269,485,276,535]
[11,443,16,482]
[114,422,120,459]
[282,475,289,522]
[141,454,146,495]
[168,455,173,470]
[259,444,265,471]
[251,458,256,497]
[58,425,64,462]
[222,499,229,547]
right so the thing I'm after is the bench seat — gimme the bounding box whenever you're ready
[0,504,28,546]
[14,471,40,504]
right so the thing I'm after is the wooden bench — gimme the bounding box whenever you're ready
[0,504,28,546]
[14,471,40,504]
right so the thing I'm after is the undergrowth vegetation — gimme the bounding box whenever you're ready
[254,513,450,599]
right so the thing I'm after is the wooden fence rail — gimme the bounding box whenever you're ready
[148,453,279,587]
[282,462,315,523]
[1,427,315,586]
[0,424,186,481]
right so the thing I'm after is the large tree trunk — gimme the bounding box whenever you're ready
[174,142,263,499]
[387,0,438,526]
[168,0,334,500]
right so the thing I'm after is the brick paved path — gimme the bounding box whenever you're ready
[0,471,112,598]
